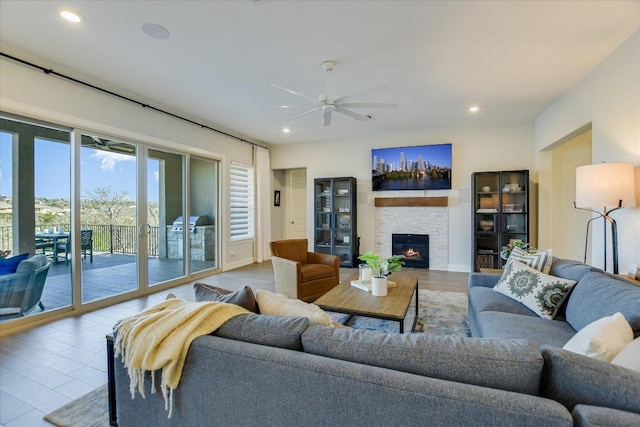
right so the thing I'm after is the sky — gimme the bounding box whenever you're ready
[0,132,159,202]
[371,143,452,170]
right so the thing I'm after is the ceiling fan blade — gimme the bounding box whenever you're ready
[323,109,332,126]
[333,83,390,104]
[270,84,319,104]
[334,108,372,121]
[339,102,398,109]
[285,107,322,122]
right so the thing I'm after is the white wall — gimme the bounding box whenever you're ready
[535,29,640,273]
[0,57,256,270]
[271,122,535,271]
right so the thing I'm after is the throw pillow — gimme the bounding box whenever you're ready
[494,259,576,319]
[0,253,30,275]
[509,247,553,274]
[612,337,640,372]
[193,283,259,313]
[562,312,633,362]
[255,289,333,327]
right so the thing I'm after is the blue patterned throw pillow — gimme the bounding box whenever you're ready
[494,258,577,319]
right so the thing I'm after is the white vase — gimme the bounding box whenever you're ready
[371,277,388,296]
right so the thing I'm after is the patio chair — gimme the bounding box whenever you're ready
[0,254,50,319]
[35,238,54,256]
[54,229,93,265]
[270,238,339,302]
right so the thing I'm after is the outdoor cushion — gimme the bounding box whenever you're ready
[302,325,544,395]
[0,253,29,275]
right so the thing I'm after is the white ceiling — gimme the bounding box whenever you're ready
[1,1,639,146]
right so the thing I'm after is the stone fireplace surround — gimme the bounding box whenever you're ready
[374,198,448,271]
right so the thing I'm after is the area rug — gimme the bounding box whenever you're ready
[44,289,469,426]
[330,289,471,336]
[44,384,109,427]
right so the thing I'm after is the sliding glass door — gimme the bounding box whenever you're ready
[0,112,221,326]
[80,134,138,303]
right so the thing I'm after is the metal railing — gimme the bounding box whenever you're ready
[0,224,159,257]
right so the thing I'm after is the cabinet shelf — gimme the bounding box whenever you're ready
[472,170,529,272]
[314,177,358,267]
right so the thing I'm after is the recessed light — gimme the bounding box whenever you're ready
[469,106,480,113]
[59,9,84,23]
[142,23,170,39]
[282,128,291,134]
[279,105,292,109]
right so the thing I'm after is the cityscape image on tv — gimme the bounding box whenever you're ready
[371,143,452,191]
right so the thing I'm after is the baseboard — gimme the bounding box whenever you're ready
[447,264,472,273]
[223,257,254,271]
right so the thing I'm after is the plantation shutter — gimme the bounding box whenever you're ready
[230,163,254,240]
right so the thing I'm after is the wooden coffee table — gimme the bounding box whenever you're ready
[314,273,419,333]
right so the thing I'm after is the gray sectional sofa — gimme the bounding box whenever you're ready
[112,258,640,426]
[468,258,640,426]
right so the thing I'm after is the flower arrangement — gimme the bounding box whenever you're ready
[500,240,537,260]
[358,252,405,278]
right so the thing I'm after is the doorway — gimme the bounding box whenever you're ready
[549,129,592,261]
[285,168,307,239]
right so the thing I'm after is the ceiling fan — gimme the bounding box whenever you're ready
[271,60,397,127]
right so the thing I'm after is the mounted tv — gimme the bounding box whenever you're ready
[371,143,452,191]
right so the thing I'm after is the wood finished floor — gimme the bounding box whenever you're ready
[0,262,468,426]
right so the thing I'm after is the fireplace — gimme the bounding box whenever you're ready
[392,234,429,269]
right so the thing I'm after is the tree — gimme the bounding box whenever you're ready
[83,186,132,225]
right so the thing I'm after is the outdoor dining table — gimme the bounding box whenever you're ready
[35,231,69,264]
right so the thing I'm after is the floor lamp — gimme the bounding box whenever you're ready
[574,162,636,274]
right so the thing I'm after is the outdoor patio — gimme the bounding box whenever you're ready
[25,251,217,317]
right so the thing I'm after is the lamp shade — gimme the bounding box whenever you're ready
[575,162,636,208]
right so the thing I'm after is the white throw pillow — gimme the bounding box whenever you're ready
[509,247,553,274]
[494,258,576,319]
[255,290,333,327]
[611,336,640,372]
[563,312,633,362]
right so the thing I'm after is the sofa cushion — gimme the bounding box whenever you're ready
[302,325,544,395]
[469,286,539,317]
[509,247,553,274]
[300,263,335,281]
[549,258,602,282]
[540,346,640,414]
[612,337,640,372]
[476,311,576,348]
[565,272,640,337]
[214,313,310,351]
[255,289,333,326]
[572,405,640,427]
[494,259,577,319]
[193,283,259,313]
[15,254,48,272]
[563,313,633,362]
[0,253,29,275]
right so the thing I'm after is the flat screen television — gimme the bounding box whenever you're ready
[371,143,452,191]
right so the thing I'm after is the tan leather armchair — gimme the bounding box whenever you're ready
[270,239,340,302]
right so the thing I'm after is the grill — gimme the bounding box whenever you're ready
[172,215,208,233]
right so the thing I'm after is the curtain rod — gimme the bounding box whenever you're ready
[1,52,267,150]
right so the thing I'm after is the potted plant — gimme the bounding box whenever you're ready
[358,252,405,296]
[500,240,537,260]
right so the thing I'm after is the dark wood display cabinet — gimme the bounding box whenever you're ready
[472,170,529,272]
[314,177,358,267]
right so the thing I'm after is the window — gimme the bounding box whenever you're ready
[229,163,254,240]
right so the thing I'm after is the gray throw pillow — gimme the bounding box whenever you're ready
[193,283,259,313]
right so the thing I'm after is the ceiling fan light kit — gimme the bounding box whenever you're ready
[272,60,397,127]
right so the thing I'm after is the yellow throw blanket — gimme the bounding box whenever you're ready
[113,298,248,417]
